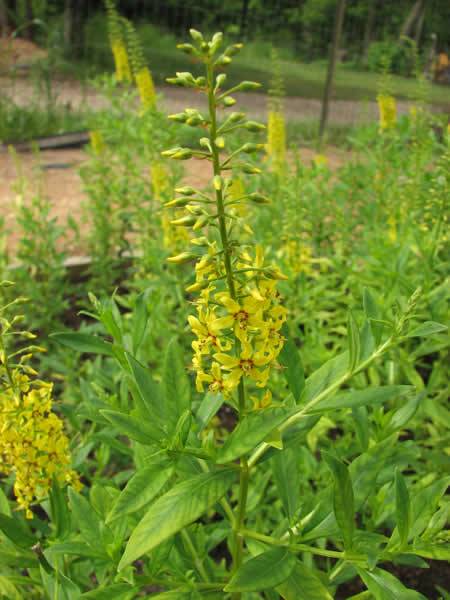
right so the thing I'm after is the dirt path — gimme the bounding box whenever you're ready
[0,76,420,125]
[0,144,350,255]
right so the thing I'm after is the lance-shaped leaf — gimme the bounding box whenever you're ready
[347,311,361,373]
[216,407,293,464]
[277,560,334,599]
[81,584,137,599]
[324,453,355,550]
[50,332,114,356]
[100,410,161,445]
[107,459,173,523]
[310,385,413,414]
[162,338,191,434]
[357,567,427,600]
[271,447,300,523]
[278,325,305,402]
[119,469,235,569]
[395,470,411,548]
[299,351,349,406]
[126,353,165,435]
[406,321,447,338]
[225,547,296,592]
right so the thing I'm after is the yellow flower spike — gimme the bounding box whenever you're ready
[89,131,105,155]
[112,40,132,83]
[136,67,157,110]
[267,110,286,174]
[377,93,397,131]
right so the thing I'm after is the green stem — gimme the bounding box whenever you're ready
[181,529,209,582]
[206,57,249,599]
[248,335,395,468]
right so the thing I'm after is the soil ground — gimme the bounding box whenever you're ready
[0,143,350,255]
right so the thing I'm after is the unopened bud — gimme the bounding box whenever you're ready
[193,215,209,231]
[242,164,262,175]
[167,252,197,264]
[170,215,197,227]
[168,113,188,123]
[175,186,197,196]
[189,29,204,43]
[249,192,271,204]
[164,197,191,208]
[223,96,236,107]
[237,81,262,92]
[244,121,266,132]
[213,176,223,191]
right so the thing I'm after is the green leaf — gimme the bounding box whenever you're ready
[348,311,361,372]
[279,325,305,402]
[324,454,355,550]
[216,407,293,464]
[357,567,427,600]
[406,321,447,338]
[68,488,105,555]
[196,391,224,434]
[312,385,413,413]
[81,584,137,599]
[49,478,71,540]
[0,514,34,548]
[363,288,382,344]
[119,469,235,569]
[395,470,411,548]
[50,332,114,356]
[162,338,191,433]
[45,541,107,560]
[100,409,160,445]
[386,392,422,434]
[126,353,165,435]
[40,568,81,600]
[131,291,149,353]
[300,351,349,405]
[277,560,334,599]
[271,447,300,523]
[107,459,173,523]
[225,547,296,592]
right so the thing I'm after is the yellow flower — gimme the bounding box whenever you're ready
[188,307,231,356]
[136,67,156,110]
[195,362,228,394]
[267,110,286,173]
[0,372,79,518]
[89,131,105,155]
[214,339,272,390]
[214,292,265,341]
[377,94,397,131]
[112,40,132,83]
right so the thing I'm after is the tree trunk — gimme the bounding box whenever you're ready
[399,0,425,40]
[413,1,426,46]
[0,0,8,38]
[240,0,250,39]
[362,0,377,63]
[318,0,346,145]
[23,0,34,40]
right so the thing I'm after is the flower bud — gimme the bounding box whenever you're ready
[189,29,204,43]
[241,143,264,153]
[228,112,246,123]
[167,252,197,264]
[176,43,197,55]
[222,96,236,107]
[193,215,209,231]
[215,73,227,90]
[168,113,188,123]
[224,43,243,57]
[185,281,207,293]
[213,176,223,191]
[249,193,271,204]
[242,164,262,175]
[190,237,209,246]
[172,149,193,160]
[215,55,232,67]
[164,197,191,208]
[215,137,225,149]
[244,121,266,132]
[175,186,197,196]
[237,81,262,92]
[170,215,197,227]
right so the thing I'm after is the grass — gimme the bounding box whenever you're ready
[0,97,88,144]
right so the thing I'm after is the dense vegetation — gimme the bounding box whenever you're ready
[0,7,449,600]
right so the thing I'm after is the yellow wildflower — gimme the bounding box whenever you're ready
[136,67,157,110]
[377,94,397,131]
[89,130,105,155]
[112,40,132,83]
[214,339,272,390]
[0,373,80,518]
[267,110,286,173]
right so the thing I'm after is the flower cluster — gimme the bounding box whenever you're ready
[125,18,157,110]
[106,0,132,83]
[189,247,287,398]
[162,31,288,408]
[377,93,397,131]
[0,373,80,518]
[267,47,287,173]
[0,288,79,518]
